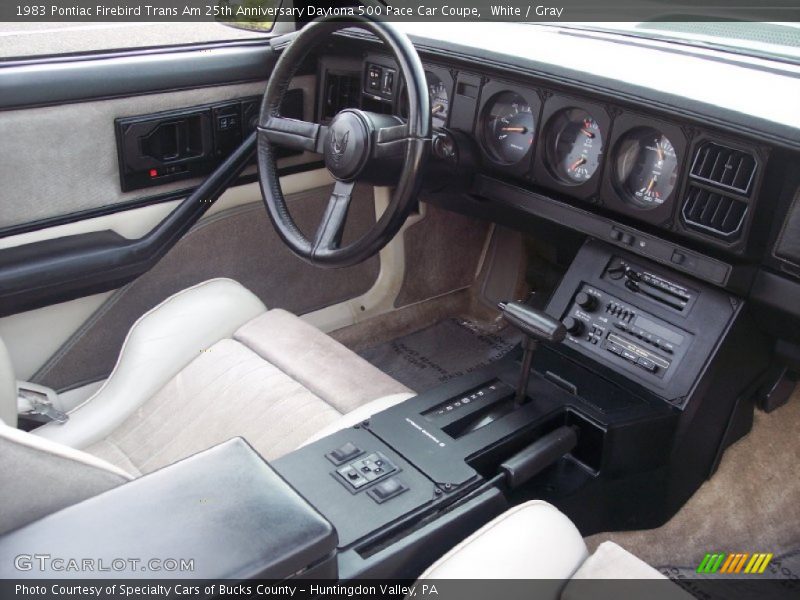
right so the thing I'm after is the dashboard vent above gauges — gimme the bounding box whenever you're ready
[690,142,757,195]
[681,185,747,240]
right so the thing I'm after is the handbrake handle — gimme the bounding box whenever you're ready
[500,426,579,489]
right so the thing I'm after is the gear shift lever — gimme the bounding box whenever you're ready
[499,301,567,405]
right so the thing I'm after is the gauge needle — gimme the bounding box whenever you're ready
[501,127,528,133]
[569,157,587,171]
[432,103,444,114]
[580,128,595,138]
[647,177,656,193]
[657,145,665,161]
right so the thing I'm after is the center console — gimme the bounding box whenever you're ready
[272,238,771,580]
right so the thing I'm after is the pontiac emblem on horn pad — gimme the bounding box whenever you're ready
[329,129,349,165]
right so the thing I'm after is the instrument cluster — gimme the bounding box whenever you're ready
[356,55,758,245]
[470,78,690,226]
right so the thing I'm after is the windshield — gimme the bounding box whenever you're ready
[545,22,800,64]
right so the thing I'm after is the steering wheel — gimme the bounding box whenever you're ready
[257,17,431,268]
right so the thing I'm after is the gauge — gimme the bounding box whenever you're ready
[614,127,679,208]
[482,92,535,165]
[399,71,449,128]
[428,74,449,128]
[545,108,604,184]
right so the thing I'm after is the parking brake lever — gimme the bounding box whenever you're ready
[499,301,566,405]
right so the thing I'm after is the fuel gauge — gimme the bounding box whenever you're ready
[545,108,604,184]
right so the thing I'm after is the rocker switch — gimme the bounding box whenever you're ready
[368,477,407,504]
[327,441,363,465]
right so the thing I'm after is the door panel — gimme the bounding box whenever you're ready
[0,38,277,110]
[0,81,268,230]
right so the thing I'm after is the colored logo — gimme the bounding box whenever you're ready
[697,552,773,574]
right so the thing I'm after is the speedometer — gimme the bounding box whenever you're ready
[614,127,679,208]
[481,92,535,165]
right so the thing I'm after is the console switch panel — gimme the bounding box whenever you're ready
[336,452,397,490]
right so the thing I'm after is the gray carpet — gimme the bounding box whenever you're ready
[587,391,800,572]
[358,317,521,393]
[661,548,800,600]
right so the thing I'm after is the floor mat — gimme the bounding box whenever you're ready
[358,317,521,392]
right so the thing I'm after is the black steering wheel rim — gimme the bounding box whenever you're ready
[257,17,431,268]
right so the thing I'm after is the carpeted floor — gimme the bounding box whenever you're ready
[586,390,800,570]
[356,316,521,393]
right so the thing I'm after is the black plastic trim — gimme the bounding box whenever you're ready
[0,133,257,317]
[473,175,734,287]
[751,269,800,318]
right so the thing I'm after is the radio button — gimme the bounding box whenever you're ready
[636,357,658,373]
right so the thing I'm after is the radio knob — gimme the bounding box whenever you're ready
[563,317,584,336]
[575,292,596,311]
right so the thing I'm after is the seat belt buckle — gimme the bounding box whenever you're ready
[17,382,69,424]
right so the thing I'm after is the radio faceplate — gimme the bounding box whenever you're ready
[561,284,691,385]
[546,240,740,407]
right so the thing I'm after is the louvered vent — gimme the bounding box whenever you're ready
[690,142,756,195]
[682,185,748,240]
[322,73,360,121]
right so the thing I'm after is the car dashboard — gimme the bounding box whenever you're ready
[310,27,800,349]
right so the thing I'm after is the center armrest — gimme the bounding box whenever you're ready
[0,438,337,580]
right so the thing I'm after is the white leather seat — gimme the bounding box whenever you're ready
[420,500,691,599]
[1,278,413,474]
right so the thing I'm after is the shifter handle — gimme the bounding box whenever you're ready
[499,301,566,344]
[499,301,567,406]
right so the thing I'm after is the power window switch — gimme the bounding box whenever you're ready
[367,477,407,504]
[327,441,363,465]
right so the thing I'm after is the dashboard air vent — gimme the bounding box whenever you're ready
[322,72,360,121]
[681,185,748,240]
[690,142,756,195]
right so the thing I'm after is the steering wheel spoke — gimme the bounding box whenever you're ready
[260,116,328,153]
[372,123,410,159]
[313,180,355,253]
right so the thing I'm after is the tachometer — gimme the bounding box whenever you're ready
[614,128,679,208]
[482,92,535,165]
[545,108,604,184]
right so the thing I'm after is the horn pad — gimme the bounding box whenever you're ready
[324,110,370,181]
